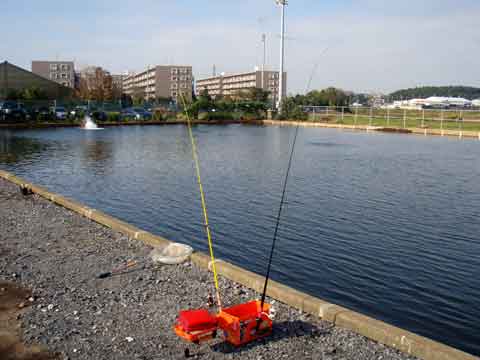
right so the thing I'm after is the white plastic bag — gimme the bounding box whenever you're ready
[150,243,193,265]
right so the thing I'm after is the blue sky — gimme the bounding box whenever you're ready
[1,0,479,93]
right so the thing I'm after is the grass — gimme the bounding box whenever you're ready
[308,110,480,133]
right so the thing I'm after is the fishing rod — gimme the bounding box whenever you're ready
[179,94,222,310]
[260,123,300,310]
[260,44,328,310]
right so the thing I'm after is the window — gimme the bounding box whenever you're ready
[171,68,178,75]
[171,76,177,81]
[181,83,187,89]
[171,83,178,89]
[171,91,178,97]
[50,64,58,71]
[180,76,186,81]
[61,64,69,71]
[61,73,67,79]
[180,68,187,74]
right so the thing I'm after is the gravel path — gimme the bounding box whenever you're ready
[0,177,416,360]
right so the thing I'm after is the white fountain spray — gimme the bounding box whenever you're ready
[83,115,103,130]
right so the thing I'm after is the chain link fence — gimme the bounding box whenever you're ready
[303,106,480,132]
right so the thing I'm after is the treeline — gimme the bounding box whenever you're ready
[289,87,351,107]
[4,87,49,101]
[389,86,480,100]
[185,88,271,120]
[279,87,353,120]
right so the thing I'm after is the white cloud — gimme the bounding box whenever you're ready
[2,0,479,94]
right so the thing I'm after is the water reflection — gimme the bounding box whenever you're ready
[0,131,50,164]
[81,139,113,165]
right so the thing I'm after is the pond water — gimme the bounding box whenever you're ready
[1,125,479,355]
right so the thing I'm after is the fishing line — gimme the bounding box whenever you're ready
[180,94,222,310]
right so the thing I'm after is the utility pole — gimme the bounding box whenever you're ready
[261,34,266,90]
[276,0,287,111]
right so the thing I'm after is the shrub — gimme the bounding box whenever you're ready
[277,97,308,121]
[204,111,234,121]
[153,110,164,121]
[107,112,120,122]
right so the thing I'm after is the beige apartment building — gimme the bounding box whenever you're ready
[123,65,192,102]
[196,70,286,105]
[31,61,75,88]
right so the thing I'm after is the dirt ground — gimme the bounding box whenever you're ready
[0,281,58,360]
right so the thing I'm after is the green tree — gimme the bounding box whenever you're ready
[278,97,307,120]
[23,86,48,100]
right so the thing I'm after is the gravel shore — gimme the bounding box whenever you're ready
[0,177,416,360]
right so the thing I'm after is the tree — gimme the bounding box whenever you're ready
[389,86,480,100]
[278,97,308,120]
[75,77,90,100]
[23,87,48,100]
[132,87,146,106]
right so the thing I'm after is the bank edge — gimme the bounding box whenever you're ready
[0,169,477,360]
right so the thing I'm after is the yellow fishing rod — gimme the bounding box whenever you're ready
[180,94,222,310]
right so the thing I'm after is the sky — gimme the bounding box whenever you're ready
[1,0,479,94]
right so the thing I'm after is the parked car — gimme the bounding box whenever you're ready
[51,106,67,120]
[120,108,139,121]
[70,105,88,118]
[29,106,52,122]
[120,108,152,121]
[90,110,107,122]
[132,107,152,120]
[0,101,28,122]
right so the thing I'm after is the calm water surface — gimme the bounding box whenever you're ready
[1,125,479,355]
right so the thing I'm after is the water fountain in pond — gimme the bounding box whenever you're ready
[82,115,103,130]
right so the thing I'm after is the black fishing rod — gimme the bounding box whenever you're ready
[260,123,300,310]
[259,50,326,311]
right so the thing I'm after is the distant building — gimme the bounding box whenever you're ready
[31,61,75,88]
[0,61,73,100]
[78,66,111,91]
[392,97,472,110]
[123,65,193,102]
[111,74,127,92]
[196,69,286,105]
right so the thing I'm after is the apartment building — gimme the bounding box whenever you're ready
[196,70,286,105]
[123,65,192,102]
[111,74,127,92]
[31,61,75,88]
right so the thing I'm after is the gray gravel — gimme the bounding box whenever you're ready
[0,177,416,360]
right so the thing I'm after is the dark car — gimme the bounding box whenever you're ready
[30,106,52,122]
[120,108,139,121]
[90,110,107,122]
[132,107,152,120]
[0,101,28,123]
[120,108,151,121]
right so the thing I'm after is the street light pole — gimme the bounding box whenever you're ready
[261,33,266,90]
[276,0,287,111]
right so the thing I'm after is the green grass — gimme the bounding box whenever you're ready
[308,112,480,132]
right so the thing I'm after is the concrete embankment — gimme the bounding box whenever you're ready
[258,119,480,139]
[0,170,478,360]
